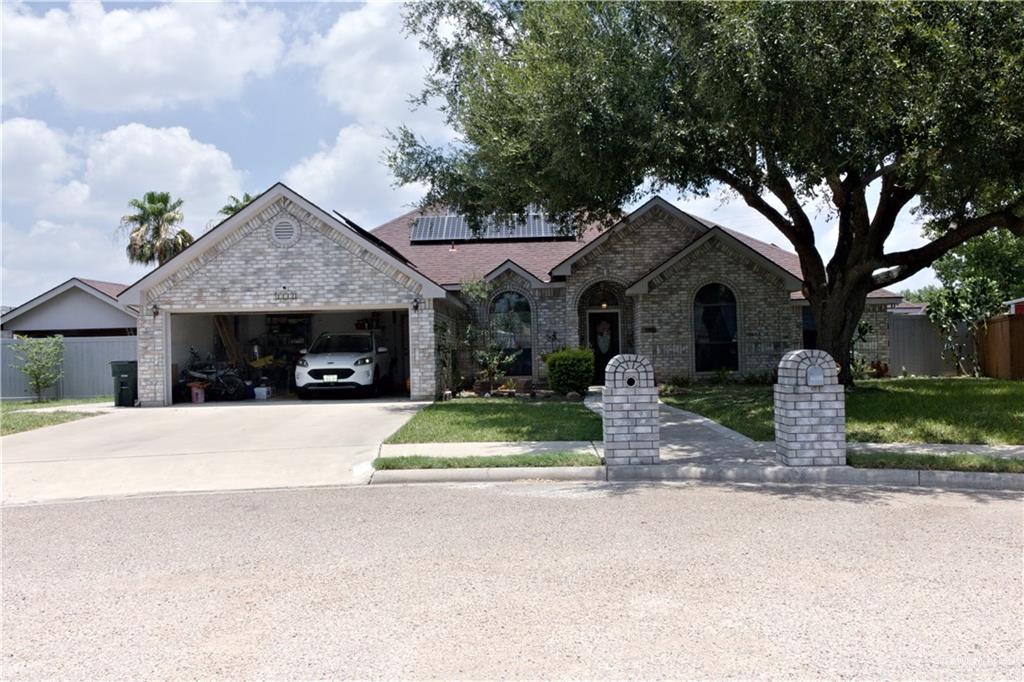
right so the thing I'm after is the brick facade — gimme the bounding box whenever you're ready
[132,188,895,402]
[634,236,803,379]
[134,194,447,405]
[453,207,893,386]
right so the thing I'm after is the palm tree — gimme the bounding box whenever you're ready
[120,191,193,266]
[219,192,256,217]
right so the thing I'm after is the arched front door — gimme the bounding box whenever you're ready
[580,282,623,384]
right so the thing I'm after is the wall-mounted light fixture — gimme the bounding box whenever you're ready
[151,303,160,318]
[412,296,424,312]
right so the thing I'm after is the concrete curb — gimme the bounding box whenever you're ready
[606,463,1024,491]
[369,466,607,484]
[367,463,1024,492]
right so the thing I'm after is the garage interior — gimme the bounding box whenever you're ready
[169,309,410,402]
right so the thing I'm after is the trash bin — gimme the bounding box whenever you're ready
[110,360,138,407]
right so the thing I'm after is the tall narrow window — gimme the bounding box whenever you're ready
[694,283,738,372]
[491,291,532,375]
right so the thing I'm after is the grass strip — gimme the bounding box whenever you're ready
[373,452,601,470]
[385,398,603,443]
[848,452,1024,474]
[1,411,100,436]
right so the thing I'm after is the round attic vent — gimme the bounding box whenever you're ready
[270,218,299,246]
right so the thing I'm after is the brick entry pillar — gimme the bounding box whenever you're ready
[774,349,846,466]
[602,354,660,465]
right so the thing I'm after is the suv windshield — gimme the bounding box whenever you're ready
[309,333,373,354]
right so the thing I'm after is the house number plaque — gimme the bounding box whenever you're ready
[273,289,298,302]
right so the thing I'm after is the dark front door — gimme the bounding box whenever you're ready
[588,311,620,384]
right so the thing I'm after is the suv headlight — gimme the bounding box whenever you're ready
[297,358,308,367]
[354,357,373,366]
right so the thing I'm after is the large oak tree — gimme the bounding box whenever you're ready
[388,1,1024,382]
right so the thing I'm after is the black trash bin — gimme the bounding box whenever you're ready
[110,360,138,407]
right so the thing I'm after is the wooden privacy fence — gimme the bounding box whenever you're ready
[978,314,1024,380]
[1,335,137,400]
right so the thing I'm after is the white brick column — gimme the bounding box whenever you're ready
[774,349,846,466]
[602,354,660,465]
[136,303,169,406]
[408,303,437,400]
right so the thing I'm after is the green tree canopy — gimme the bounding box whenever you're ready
[389,1,1024,381]
[219,192,256,217]
[120,191,193,266]
[928,228,1024,302]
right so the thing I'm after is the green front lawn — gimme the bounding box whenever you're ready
[0,398,111,436]
[661,378,1024,445]
[385,398,603,443]
[374,452,601,469]
[848,452,1024,474]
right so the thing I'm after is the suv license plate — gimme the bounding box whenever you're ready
[323,374,338,382]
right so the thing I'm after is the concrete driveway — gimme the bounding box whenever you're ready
[2,399,425,504]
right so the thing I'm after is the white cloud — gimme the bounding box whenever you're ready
[0,118,78,203]
[1,120,244,305]
[83,124,243,223]
[283,124,426,227]
[2,1,284,111]
[289,3,438,130]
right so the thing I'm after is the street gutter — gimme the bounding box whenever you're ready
[368,462,1024,492]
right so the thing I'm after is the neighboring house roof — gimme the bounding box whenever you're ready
[77,278,130,299]
[118,183,448,305]
[372,209,603,286]
[892,301,927,315]
[1,277,134,327]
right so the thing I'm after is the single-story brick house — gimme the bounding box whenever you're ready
[118,183,898,405]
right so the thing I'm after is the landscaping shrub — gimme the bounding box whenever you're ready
[546,347,594,395]
[12,335,65,402]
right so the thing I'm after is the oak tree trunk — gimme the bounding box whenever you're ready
[809,287,869,387]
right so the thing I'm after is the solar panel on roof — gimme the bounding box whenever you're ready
[410,208,571,242]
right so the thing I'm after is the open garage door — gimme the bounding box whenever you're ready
[168,309,410,403]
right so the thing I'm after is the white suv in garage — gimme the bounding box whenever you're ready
[295,331,390,398]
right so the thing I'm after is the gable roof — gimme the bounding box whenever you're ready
[372,209,602,286]
[626,228,804,295]
[548,196,711,277]
[118,183,447,305]
[1,277,134,326]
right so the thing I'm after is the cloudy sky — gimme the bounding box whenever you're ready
[1,1,935,307]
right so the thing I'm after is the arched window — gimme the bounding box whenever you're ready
[694,283,738,372]
[491,291,532,375]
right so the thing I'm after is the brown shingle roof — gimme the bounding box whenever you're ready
[372,205,901,302]
[77,278,129,299]
[371,209,603,285]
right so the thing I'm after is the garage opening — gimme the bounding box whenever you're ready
[168,309,410,403]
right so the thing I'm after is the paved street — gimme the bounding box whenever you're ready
[3,481,1021,679]
[2,399,424,503]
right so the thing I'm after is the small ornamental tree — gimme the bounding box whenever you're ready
[924,278,1004,376]
[12,335,65,402]
[458,277,520,390]
[390,1,1024,384]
